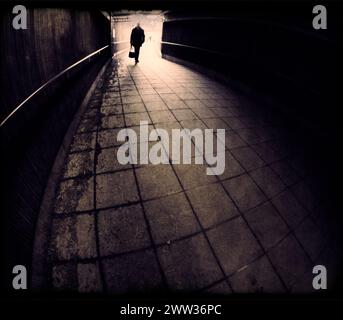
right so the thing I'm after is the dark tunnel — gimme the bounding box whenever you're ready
[0,1,341,298]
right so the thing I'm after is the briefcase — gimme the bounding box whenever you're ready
[129,50,135,58]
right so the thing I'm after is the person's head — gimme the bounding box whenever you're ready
[136,22,140,28]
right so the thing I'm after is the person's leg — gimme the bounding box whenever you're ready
[134,46,140,62]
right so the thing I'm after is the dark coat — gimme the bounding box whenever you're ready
[130,26,145,47]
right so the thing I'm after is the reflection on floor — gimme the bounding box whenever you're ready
[46,44,340,294]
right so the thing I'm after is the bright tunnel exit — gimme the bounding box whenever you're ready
[111,11,164,62]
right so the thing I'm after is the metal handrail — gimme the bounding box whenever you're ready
[0,44,110,127]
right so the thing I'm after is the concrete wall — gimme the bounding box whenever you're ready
[1,8,110,120]
[161,3,338,134]
[0,7,110,289]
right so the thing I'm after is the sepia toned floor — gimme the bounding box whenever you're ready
[44,44,339,294]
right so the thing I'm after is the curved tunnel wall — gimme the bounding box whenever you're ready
[0,7,110,289]
[161,5,337,134]
[1,9,110,120]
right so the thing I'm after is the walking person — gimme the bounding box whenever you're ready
[130,22,145,63]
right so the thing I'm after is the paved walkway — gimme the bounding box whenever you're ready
[46,44,338,294]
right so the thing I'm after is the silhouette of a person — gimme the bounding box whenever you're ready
[130,23,145,63]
